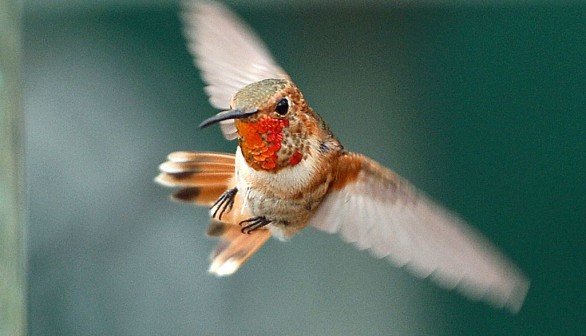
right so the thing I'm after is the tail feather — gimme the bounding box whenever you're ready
[206,221,271,276]
[172,186,227,206]
[155,171,234,187]
[206,186,271,275]
[156,151,272,275]
[167,151,235,164]
[159,161,234,174]
[156,151,237,204]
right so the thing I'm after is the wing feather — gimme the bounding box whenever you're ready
[339,192,360,245]
[310,152,529,313]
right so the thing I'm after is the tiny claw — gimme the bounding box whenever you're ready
[239,216,271,234]
[211,187,238,220]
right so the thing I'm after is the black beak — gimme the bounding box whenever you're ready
[199,108,258,129]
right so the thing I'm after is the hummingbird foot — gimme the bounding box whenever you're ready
[239,216,271,234]
[211,187,238,220]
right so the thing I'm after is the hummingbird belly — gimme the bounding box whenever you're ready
[235,147,331,239]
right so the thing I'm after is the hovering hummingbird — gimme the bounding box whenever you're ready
[156,2,529,313]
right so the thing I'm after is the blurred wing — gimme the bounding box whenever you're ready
[310,153,529,313]
[182,2,290,140]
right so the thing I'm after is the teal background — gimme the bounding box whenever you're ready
[24,2,585,335]
[0,1,26,335]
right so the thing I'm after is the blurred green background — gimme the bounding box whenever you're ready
[23,1,585,335]
[1,1,25,336]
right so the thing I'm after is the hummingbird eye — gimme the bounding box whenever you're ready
[275,98,289,116]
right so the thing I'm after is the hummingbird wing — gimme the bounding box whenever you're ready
[310,152,529,313]
[156,151,270,275]
[182,2,290,140]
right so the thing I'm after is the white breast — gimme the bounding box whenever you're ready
[234,144,321,197]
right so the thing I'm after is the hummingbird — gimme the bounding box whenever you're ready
[156,2,529,313]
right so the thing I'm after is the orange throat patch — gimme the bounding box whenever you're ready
[236,116,290,171]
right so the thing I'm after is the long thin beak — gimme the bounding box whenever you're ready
[199,108,258,129]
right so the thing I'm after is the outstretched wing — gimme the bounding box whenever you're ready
[181,2,290,139]
[310,152,529,313]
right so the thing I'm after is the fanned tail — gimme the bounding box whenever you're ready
[155,151,271,275]
[206,221,271,276]
[156,151,236,206]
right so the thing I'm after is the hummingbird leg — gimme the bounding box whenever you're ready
[239,216,271,234]
[211,187,238,220]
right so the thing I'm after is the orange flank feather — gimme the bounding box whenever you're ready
[156,151,272,275]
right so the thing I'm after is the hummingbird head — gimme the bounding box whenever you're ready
[200,78,325,172]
